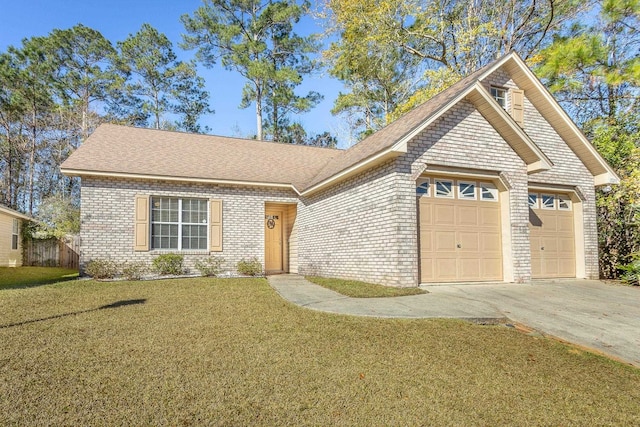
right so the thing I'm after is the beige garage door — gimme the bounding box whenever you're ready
[528,192,575,278]
[418,178,503,283]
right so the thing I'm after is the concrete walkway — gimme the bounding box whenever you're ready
[267,274,640,367]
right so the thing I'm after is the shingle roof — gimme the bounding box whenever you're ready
[60,125,340,191]
[61,54,537,193]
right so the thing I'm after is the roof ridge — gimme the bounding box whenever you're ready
[98,123,343,153]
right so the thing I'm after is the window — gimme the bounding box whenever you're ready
[541,194,555,209]
[151,197,208,250]
[558,195,572,211]
[11,219,18,250]
[434,179,454,198]
[416,179,431,196]
[458,181,477,200]
[490,87,507,109]
[480,183,499,202]
[528,193,539,209]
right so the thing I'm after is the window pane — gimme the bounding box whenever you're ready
[182,198,208,224]
[528,193,538,208]
[458,182,476,199]
[542,195,555,209]
[435,180,453,198]
[491,87,506,108]
[12,235,18,250]
[152,223,178,249]
[416,180,430,196]
[558,196,571,210]
[480,183,498,201]
[183,225,207,250]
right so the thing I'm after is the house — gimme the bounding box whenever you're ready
[0,204,31,267]
[60,52,618,286]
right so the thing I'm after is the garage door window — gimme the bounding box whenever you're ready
[458,181,476,200]
[528,193,539,208]
[541,194,555,209]
[416,179,431,196]
[480,183,499,202]
[558,195,571,210]
[434,179,454,198]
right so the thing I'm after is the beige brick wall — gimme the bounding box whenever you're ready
[80,177,297,274]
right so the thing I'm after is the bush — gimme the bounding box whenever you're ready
[237,257,263,276]
[85,259,119,279]
[194,256,225,277]
[152,253,184,275]
[620,254,640,286]
[122,261,148,280]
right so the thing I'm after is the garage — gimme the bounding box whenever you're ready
[418,177,503,283]
[528,191,575,278]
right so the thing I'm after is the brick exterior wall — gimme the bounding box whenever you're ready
[79,177,297,274]
[297,159,418,287]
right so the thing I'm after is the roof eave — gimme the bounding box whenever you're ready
[0,205,32,220]
[60,168,302,195]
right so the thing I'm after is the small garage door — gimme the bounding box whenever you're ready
[418,178,502,283]
[528,192,575,278]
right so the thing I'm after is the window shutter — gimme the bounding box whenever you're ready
[134,195,150,251]
[210,199,223,252]
[510,89,524,127]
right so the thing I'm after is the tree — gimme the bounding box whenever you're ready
[322,0,585,131]
[114,23,212,132]
[181,0,320,140]
[537,0,640,279]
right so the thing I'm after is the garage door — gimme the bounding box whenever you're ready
[418,177,503,283]
[528,192,575,278]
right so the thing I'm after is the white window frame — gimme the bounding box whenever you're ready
[557,195,572,211]
[458,181,477,200]
[528,193,539,209]
[434,179,454,198]
[11,219,18,250]
[490,87,507,109]
[480,183,499,202]
[541,194,556,210]
[416,178,431,197]
[151,197,209,251]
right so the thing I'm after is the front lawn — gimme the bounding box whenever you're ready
[0,266,78,289]
[0,278,638,425]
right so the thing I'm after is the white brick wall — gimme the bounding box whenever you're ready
[80,177,297,274]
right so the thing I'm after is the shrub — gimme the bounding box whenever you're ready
[620,254,640,286]
[237,257,263,276]
[152,253,184,275]
[194,256,225,277]
[122,261,148,280]
[85,259,119,279]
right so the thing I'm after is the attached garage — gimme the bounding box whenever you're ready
[528,191,576,278]
[418,177,503,283]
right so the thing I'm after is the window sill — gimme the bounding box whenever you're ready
[150,250,210,255]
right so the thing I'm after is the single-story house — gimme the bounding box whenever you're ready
[60,52,618,286]
[0,204,31,267]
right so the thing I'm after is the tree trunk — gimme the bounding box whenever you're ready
[28,108,36,215]
[255,83,263,140]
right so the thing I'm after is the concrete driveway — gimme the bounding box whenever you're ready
[426,280,640,367]
[268,275,640,367]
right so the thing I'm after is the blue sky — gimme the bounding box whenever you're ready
[0,0,348,145]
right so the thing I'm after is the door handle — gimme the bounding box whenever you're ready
[456,243,462,248]
[541,247,544,250]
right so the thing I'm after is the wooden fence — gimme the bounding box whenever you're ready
[24,235,80,270]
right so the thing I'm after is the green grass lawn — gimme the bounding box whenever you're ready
[306,276,427,297]
[0,266,78,289]
[0,278,638,425]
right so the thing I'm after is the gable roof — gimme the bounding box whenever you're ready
[61,52,618,194]
[0,204,31,221]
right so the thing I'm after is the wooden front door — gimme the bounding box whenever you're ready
[265,208,283,273]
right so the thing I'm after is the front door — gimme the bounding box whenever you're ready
[265,208,283,273]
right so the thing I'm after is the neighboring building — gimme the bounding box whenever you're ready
[0,204,31,267]
[61,53,618,286]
